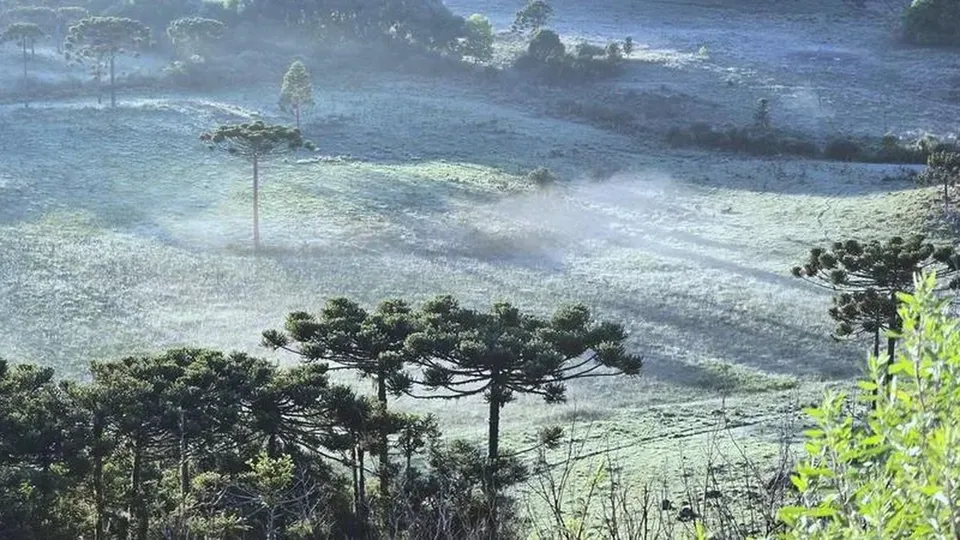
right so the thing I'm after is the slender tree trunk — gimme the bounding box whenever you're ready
[883,292,899,391]
[179,407,190,537]
[358,446,367,513]
[110,54,116,108]
[377,374,389,498]
[487,382,501,463]
[130,436,148,540]
[22,39,28,109]
[267,432,278,458]
[873,327,880,360]
[351,445,360,513]
[871,327,881,410]
[93,414,106,540]
[96,63,102,105]
[266,507,277,540]
[486,378,502,540]
[252,154,260,251]
[294,102,300,131]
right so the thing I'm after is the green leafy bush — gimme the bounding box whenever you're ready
[781,273,960,537]
[903,0,960,46]
[460,13,494,62]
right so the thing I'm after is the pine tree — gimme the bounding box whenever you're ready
[792,235,960,388]
[0,23,43,107]
[263,298,419,501]
[63,16,150,107]
[200,121,313,250]
[278,60,315,130]
[406,297,642,532]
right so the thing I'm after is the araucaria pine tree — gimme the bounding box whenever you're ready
[200,121,313,250]
[1,23,43,107]
[792,235,960,389]
[279,60,314,130]
[262,298,420,500]
[405,297,642,532]
[64,16,150,107]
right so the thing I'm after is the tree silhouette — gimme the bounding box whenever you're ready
[792,235,960,387]
[405,297,641,529]
[1,6,55,55]
[278,60,315,131]
[200,121,313,250]
[263,298,419,500]
[461,14,494,62]
[1,23,43,107]
[919,151,960,213]
[166,16,224,60]
[64,16,150,107]
[513,0,553,35]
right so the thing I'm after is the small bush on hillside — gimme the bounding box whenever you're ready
[527,166,556,186]
[823,138,864,162]
[782,274,960,537]
[666,123,809,157]
[574,40,604,59]
[903,0,960,46]
[754,98,771,130]
[516,31,623,84]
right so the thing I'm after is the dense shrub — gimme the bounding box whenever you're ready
[782,274,960,537]
[903,0,960,46]
[460,13,493,62]
[666,123,804,157]
[527,166,556,186]
[667,122,959,165]
[515,31,623,84]
[823,138,864,162]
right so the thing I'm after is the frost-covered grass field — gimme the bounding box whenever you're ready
[0,0,953,506]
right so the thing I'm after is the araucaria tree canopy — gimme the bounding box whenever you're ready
[64,16,150,107]
[200,121,313,250]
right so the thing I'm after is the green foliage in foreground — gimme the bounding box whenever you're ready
[782,273,960,538]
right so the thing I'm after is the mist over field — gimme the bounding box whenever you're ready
[1,0,959,536]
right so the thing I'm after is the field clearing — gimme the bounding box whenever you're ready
[0,0,954,513]
[0,84,927,410]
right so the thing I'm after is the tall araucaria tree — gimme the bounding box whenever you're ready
[278,59,314,130]
[1,23,43,107]
[200,121,314,250]
[405,297,642,531]
[1,6,55,55]
[263,298,420,500]
[792,235,960,389]
[64,16,150,107]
